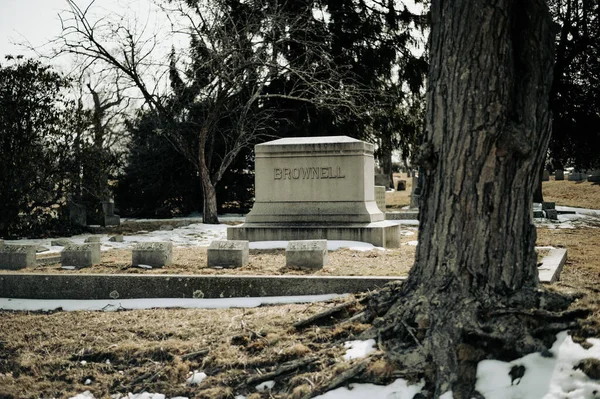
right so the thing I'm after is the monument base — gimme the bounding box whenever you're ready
[227,221,401,248]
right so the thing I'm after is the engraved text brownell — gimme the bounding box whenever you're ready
[274,166,345,180]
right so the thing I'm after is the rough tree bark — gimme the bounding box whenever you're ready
[363,0,587,397]
[198,126,220,224]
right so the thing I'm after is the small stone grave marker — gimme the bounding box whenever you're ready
[207,240,249,268]
[51,239,73,247]
[84,236,103,243]
[286,240,327,270]
[555,169,564,181]
[0,245,37,270]
[61,243,101,269]
[132,242,173,268]
[542,170,550,181]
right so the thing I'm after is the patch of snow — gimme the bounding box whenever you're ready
[406,240,419,246]
[80,360,87,365]
[84,378,92,385]
[0,294,347,312]
[62,266,76,270]
[476,331,600,398]
[135,264,153,269]
[343,339,377,360]
[312,378,424,399]
[255,380,275,391]
[186,370,207,385]
[400,230,415,236]
[439,391,453,399]
[69,391,95,399]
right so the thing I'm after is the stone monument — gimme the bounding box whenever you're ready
[227,136,400,247]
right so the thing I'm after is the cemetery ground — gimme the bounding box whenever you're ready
[0,180,599,398]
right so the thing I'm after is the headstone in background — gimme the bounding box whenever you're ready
[0,244,36,270]
[374,186,386,212]
[61,243,101,269]
[555,169,564,180]
[132,242,173,268]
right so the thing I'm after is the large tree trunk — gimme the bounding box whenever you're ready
[365,1,585,397]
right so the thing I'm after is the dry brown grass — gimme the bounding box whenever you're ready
[543,179,600,209]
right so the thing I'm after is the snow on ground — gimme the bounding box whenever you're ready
[343,339,377,360]
[0,294,346,312]
[68,332,600,399]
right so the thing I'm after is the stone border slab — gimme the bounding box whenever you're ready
[539,248,568,283]
[0,274,403,300]
[386,211,419,220]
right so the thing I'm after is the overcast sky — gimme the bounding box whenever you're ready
[0,0,169,68]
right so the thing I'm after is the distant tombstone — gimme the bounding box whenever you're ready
[568,171,586,181]
[132,242,173,268]
[61,243,101,269]
[374,173,389,187]
[101,200,120,227]
[0,245,37,270]
[544,209,558,220]
[69,203,87,227]
[286,240,327,270]
[410,175,420,209]
[0,240,4,250]
[374,186,386,212]
[207,240,249,268]
[588,170,600,183]
[393,178,406,191]
[542,170,550,181]
[84,236,103,243]
[555,169,564,181]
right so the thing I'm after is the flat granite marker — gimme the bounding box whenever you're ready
[61,243,101,269]
[208,240,249,268]
[286,240,327,269]
[228,136,400,248]
[0,245,37,270]
[132,242,173,268]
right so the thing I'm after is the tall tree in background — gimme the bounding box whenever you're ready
[359,0,586,397]
[0,57,75,237]
[549,0,600,171]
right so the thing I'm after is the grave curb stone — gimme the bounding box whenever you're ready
[286,240,327,270]
[132,242,173,268]
[539,248,567,283]
[51,239,73,247]
[207,240,249,268]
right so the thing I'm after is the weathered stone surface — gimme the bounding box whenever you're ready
[132,242,173,267]
[374,186,386,213]
[538,248,567,283]
[229,221,401,248]
[286,240,327,270]
[228,136,402,247]
[207,240,249,268]
[542,202,556,210]
[61,243,101,269]
[84,236,103,243]
[245,136,384,224]
[542,170,550,181]
[0,245,37,270]
[51,239,73,247]
[0,240,4,249]
[0,274,401,300]
[160,225,174,231]
[555,169,564,180]
[568,172,587,181]
[544,209,559,220]
[108,235,124,242]
[386,211,419,220]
